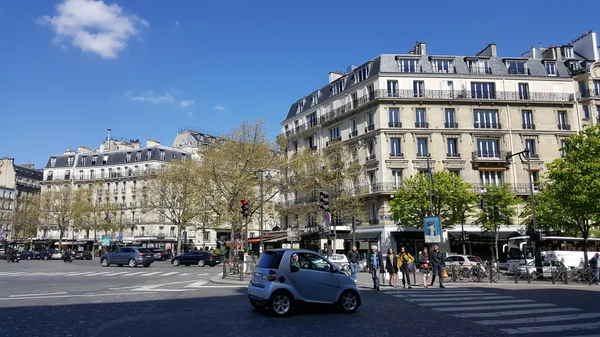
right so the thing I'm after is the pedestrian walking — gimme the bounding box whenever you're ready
[367,245,384,291]
[429,244,446,288]
[590,252,599,285]
[418,247,431,288]
[397,246,414,289]
[385,248,398,288]
[346,245,360,283]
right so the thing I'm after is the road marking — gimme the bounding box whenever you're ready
[197,273,209,276]
[85,272,112,277]
[478,312,600,326]
[419,299,533,307]
[160,272,179,277]
[0,292,155,301]
[103,272,129,277]
[108,286,140,290]
[9,292,68,297]
[405,296,514,302]
[198,285,247,288]
[184,281,208,288]
[180,273,190,276]
[394,292,487,297]
[435,303,556,312]
[122,272,145,276]
[453,307,583,318]
[501,321,600,335]
[140,272,162,276]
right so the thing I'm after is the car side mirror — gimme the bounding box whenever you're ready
[291,265,300,273]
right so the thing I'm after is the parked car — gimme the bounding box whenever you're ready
[171,251,218,267]
[518,260,567,278]
[51,250,63,260]
[100,247,154,268]
[1,250,21,261]
[75,251,93,260]
[39,250,53,260]
[248,249,361,316]
[148,248,165,261]
[329,254,350,271]
[20,251,41,260]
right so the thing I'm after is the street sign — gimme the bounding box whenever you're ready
[118,232,123,241]
[424,216,442,243]
[101,235,111,247]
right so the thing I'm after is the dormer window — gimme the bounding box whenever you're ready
[102,155,108,164]
[469,60,491,74]
[432,59,454,73]
[397,59,420,73]
[50,158,56,167]
[353,66,369,85]
[146,150,152,160]
[311,95,318,107]
[545,61,557,76]
[159,150,166,160]
[67,157,74,166]
[506,61,528,75]
[92,156,98,165]
[332,79,345,95]
[563,46,574,59]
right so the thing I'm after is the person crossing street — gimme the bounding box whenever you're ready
[429,244,446,288]
[367,245,384,291]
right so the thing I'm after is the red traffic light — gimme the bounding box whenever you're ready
[242,200,248,205]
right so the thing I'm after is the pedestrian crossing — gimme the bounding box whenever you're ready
[0,271,212,279]
[385,288,600,335]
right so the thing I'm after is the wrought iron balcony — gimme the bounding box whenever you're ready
[348,130,358,138]
[444,122,458,128]
[415,122,429,128]
[366,154,377,161]
[471,151,511,162]
[522,123,536,130]
[388,122,402,128]
[469,66,492,74]
[365,124,375,133]
[326,138,341,147]
[389,152,404,158]
[558,124,571,130]
[447,153,461,158]
[474,122,501,129]
[367,182,402,194]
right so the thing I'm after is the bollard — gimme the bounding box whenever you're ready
[588,268,593,285]
[489,264,493,283]
[564,270,568,284]
[551,268,555,284]
[413,266,417,285]
[527,266,531,284]
[452,265,457,282]
[477,265,482,283]
[514,268,518,283]
[222,259,227,279]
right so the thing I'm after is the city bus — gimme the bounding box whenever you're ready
[504,235,600,271]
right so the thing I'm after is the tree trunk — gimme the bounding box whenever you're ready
[176,223,182,256]
[58,225,63,252]
[494,232,499,263]
[583,224,589,269]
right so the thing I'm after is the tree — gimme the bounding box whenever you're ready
[144,160,207,255]
[11,194,41,243]
[475,184,519,262]
[543,125,600,267]
[197,120,281,256]
[39,183,89,251]
[280,140,368,227]
[520,186,578,236]
[389,171,478,230]
[83,183,120,256]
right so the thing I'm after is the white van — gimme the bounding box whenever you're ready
[542,250,600,269]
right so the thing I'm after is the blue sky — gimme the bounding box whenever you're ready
[0,0,598,168]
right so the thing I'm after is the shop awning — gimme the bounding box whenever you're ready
[345,231,381,241]
[248,231,288,244]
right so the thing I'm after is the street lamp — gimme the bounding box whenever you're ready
[254,170,272,254]
[461,206,471,255]
[506,149,540,268]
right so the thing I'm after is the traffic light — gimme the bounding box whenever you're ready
[319,192,330,211]
[480,199,487,210]
[241,200,250,217]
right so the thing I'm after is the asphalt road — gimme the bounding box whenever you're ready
[2,260,600,337]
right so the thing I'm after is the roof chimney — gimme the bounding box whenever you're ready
[328,71,344,84]
[107,128,112,142]
[477,43,497,57]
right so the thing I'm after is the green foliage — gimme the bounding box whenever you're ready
[389,171,478,229]
[520,186,578,236]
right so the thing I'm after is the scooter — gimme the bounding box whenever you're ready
[63,253,74,263]
[7,255,20,263]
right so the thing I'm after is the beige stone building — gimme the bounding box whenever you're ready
[0,157,43,243]
[280,32,599,257]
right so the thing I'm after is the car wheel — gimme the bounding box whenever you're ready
[117,264,123,267]
[101,258,110,267]
[249,300,264,310]
[342,264,350,271]
[143,264,150,268]
[198,260,205,267]
[209,264,215,267]
[172,259,180,266]
[339,290,359,313]
[128,259,137,268]
[28,256,32,260]
[268,291,293,317]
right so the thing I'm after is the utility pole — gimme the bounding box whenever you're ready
[426,155,434,216]
[260,171,264,254]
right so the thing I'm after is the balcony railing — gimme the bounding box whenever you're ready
[416,153,430,158]
[447,153,461,158]
[577,89,600,99]
[368,182,402,194]
[474,122,501,129]
[522,123,536,130]
[469,66,492,74]
[415,122,429,128]
[471,183,540,194]
[365,124,375,133]
[326,138,341,147]
[472,151,511,161]
[388,122,402,128]
[366,154,376,161]
[389,152,404,158]
[444,122,458,128]
[348,130,358,138]
[558,124,571,130]
[283,89,575,136]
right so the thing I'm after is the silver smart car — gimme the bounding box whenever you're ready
[247,249,361,316]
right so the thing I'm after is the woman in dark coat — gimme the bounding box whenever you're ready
[385,248,398,288]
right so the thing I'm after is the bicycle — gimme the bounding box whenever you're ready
[470,260,500,283]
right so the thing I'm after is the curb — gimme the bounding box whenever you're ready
[209,275,249,286]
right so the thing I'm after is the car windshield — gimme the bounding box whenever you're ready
[467,256,479,262]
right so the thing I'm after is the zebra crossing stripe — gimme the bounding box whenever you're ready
[453,307,582,318]
[103,272,129,277]
[478,312,600,326]
[85,272,111,277]
[419,299,533,307]
[405,296,514,302]
[435,303,556,312]
[140,272,161,276]
[501,321,600,335]
[160,272,179,277]
[396,292,487,298]
[122,272,145,276]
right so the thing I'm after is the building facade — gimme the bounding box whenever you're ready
[0,157,43,243]
[280,31,600,257]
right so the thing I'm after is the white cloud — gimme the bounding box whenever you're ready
[175,20,179,26]
[186,111,193,117]
[214,104,225,111]
[124,91,174,104]
[180,100,194,108]
[38,0,149,59]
